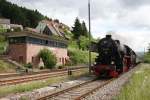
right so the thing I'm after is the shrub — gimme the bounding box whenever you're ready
[0,35,6,42]
[143,53,150,63]
[68,48,97,65]
[38,49,57,69]
[0,28,7,33]
[24,63,33,69]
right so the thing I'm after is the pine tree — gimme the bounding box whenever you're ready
[81,21,88,37]
[72,18,82,39]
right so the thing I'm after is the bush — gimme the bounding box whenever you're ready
[143,53,150,63]
[0,35,6,42]
[0,28,7,33]
[24,63,33,69]
[38,49,57,69]
[68,48,97,65]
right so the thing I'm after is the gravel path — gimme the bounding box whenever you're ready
[82,65,141,100]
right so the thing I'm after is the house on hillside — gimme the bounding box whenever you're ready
[0,18,10,29]
[36,20,70,39]
[7,20,69,67]
[0,18,23,32]
[10,24,23,31]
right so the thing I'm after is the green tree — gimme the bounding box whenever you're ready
[81,21,88,37]
[79,36,89,50]
[0,0,44,28]
[38,49,57,69]
[72,18,82,39]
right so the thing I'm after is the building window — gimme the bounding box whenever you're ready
[46,40,48,45]
[9,36,67,48]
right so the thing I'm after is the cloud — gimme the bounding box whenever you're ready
[6,0,150,51]
[120,0,150,8]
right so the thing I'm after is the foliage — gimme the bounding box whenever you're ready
[116,64,150,100]
[0,34,6,42]
[38,49,57,69]
[68,40,79,49]
[71,18,96,49]
[68,48,97,65]
[72,18,89,39]
[143,53,150,63]
[0,60,16,73]
[63,28,73,39]
[79,36,90,50]
[0,35,7,54]
[81,21,88,37]
[72,18,82,39]
[0,25,7,33]
[24,63,33,69]
[0,0,45,28]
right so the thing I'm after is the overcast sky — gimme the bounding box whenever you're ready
[7,0,150,52]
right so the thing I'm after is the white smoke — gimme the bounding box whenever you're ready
[106,31,132,46]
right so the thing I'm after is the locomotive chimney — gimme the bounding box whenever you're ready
[106,34,112,38]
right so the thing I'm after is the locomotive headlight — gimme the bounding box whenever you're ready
[111,61,114,64]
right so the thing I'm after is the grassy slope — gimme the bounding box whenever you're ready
[0,59,16,73]
[0,42,7,54]
[68,48,98,65]
[116,64,150,100]
[143,53,150,63]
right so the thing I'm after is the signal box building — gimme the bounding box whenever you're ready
[7,20,69,67]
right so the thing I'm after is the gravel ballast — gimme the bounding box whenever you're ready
[82,64,141,100]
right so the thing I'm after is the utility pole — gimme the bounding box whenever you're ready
[88,0,91,74]
[144,47,145,55]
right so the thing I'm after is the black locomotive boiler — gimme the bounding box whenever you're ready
[92,34,136,78]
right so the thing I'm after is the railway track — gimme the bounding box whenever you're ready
[38,78,114,100]
[0,66,86,78]
[0,67,87,86]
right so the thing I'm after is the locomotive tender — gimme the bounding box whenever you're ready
[92,34,136,78]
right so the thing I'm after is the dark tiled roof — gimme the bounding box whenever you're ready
[6,30,68,44]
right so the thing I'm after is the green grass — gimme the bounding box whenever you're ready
[0,68,88,97]
[0,59,16,73]
[0,42,7,54]
[143,53,150,63]
[0,34,7,54]
[116,64,150,100]
[68,48,98,65]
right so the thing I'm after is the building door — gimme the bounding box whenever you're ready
[19,56,23,63]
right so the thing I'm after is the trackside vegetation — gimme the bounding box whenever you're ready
[0,35,7,55]
[116,64,150,100]
[143,53,150,63]
[38,49,57,69]
[68,48,97,65]
[0,59,16,73]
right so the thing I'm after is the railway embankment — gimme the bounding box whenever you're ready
[83,64,144,100]
[115,63,150,100]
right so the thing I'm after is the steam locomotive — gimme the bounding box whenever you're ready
[92,34,136,78]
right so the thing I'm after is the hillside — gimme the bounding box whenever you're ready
[0,0,98,67]
[0,0,45,28]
